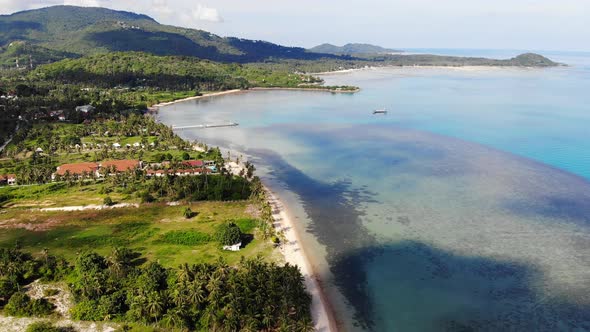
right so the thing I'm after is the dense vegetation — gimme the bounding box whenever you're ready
[251,52,560,73]
[32,52,321,90]
[0,247,313,331]
[0,5,339,64]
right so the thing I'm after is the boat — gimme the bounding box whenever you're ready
[373,109,387,114]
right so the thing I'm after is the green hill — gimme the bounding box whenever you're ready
[0,6,337,64]
[0,6,560,70]
[31,51,320,90]
[309,43,402,55]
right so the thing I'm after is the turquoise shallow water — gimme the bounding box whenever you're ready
[159,50,590,331]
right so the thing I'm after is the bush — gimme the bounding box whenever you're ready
[26,321,60,332]
[183,207,194,219]
[215,222,242,246]
[70,300,105,321]
[181,152,190,160]
[138,191,155,203]
[5,292,54,317]
[26,321,76,332]
[103,196,114,206]
[0,277,20,303]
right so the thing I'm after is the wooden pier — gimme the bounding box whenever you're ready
[172,122,239,130]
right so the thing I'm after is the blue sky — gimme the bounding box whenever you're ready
[3,0,590,51]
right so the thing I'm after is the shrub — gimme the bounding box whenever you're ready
[70,300,105,321]
[5,292,54,317]
[26,321,61,332]
[0,277,20,303]
[181,152,190,160]
[215,222,242,246]
[138,191,155,203]
[183,207,194,219]
[26,322,76,332]
[4,292,29,316]
[103,196,114,206]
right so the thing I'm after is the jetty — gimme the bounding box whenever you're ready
[172,122,239,130]
[373,109,387,114]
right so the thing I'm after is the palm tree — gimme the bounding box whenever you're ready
[146,291,165,324]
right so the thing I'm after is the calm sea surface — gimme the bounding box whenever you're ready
[159,50,590,331]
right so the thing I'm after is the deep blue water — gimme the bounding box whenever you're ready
[159,50,590,331]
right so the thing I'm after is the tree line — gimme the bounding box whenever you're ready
[0,246,314,331]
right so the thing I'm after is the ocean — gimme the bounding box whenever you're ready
[158,50,590,331]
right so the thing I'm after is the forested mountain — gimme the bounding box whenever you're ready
[0,5,559,72]
[0,6,338,64]
[309,43,402,55]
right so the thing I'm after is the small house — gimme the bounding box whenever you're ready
[35,147,44,153]
[132,142,141,148]
[112,143,121,149]
[222,242,242,251]
[7,174,16,186]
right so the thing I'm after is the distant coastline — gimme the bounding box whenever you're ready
[310,63,564,75]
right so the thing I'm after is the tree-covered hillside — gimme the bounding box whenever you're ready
[0,6,339,64]
[32,52,320,90]
[0,41,77,67]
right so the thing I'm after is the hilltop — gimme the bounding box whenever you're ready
[309,43,403,55]
[0,5,339,63]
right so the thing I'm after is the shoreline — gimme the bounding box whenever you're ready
[265,187,338,332]
[250,87,359,93]
[157,93,340,331]
[152,86,359,110]
[151,89,244,108]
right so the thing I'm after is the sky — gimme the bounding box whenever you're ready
[2,0,590,51]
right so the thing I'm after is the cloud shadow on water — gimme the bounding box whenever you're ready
[337,241,590,331]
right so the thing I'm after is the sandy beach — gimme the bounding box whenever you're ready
[265,188,338,332]
[151,87,358,110]
[152,89,244,108]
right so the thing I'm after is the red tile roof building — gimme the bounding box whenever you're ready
[55,162,99,176]
[182,160,204,168]
[99,160,141,172]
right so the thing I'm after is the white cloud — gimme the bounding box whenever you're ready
[191,4,223,22]
[63,0,104,6]
[152,0,173,16]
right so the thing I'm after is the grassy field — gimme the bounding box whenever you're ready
[0,182,137,208]
[0,201,280,267]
